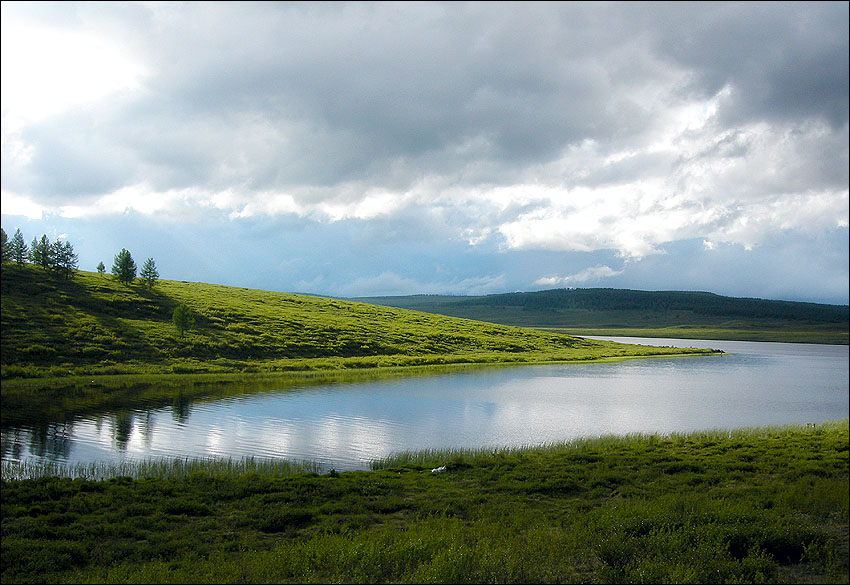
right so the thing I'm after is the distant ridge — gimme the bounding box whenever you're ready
[353,288,849,344]
[448,288,849,322]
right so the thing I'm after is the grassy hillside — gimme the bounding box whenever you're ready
[0,266,711,380]
[354,289,850,344]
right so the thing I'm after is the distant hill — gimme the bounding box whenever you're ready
[0,267,708,379]
[353,288,849,344]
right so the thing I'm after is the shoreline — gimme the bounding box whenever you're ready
[4,419,847,481]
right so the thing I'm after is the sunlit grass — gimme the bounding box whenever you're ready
[371,420,850,470]
[1,265,714,380]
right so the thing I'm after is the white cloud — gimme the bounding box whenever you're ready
[0,10,146,129]
[0,191,45,220]
[535,265,624,287]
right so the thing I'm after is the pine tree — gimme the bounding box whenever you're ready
[0,228,8,264]
[10,229,29,266]
[97,261,106,275]
[51,240,79,279]
[140,258,159,289]
[111,248,137,284]
[30,235,52,270]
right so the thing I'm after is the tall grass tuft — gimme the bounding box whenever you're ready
[1,455,324,481]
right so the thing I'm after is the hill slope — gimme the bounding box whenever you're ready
[0,267,709,379]
[354,288,850,344]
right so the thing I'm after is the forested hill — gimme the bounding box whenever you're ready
[353,288,849,344]
[451,288,849,322]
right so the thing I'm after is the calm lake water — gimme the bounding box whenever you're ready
[2,338,847,471]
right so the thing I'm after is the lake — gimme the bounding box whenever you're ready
[2,338,847,471]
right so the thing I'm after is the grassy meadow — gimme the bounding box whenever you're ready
[2,421,847,583]
[1,265,713,383]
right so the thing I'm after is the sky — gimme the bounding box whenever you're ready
[1,1,848,305]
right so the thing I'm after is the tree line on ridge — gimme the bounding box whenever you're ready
[1,227,159,288]
[2,227,195,336]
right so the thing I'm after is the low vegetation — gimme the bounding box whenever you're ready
[1,265,713,381]
[2,421,847,583]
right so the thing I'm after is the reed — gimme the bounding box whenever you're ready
[1,455,324,481]
[370,421,847,470]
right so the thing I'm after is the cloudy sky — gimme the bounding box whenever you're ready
[2,1,848,304]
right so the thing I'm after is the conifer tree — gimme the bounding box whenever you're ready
[10,229,29,266]
[51,240,79,279]
[0,228,8,264]
[30,235,52,270]
[97,261,106,275]
[140,258,159,289]
[111,248,137,284]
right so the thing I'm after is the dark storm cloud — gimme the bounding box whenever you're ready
[6,1,847,201]
[2,2,682,195]
[645,1,849,128]
[2,2,847,302]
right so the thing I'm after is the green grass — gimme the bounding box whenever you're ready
[2,421,847,583]
[1,265,713,381]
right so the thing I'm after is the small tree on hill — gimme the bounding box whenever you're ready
[172,303,195,337]
[112,248,137,284]
[140,258,159,289]
[96,261,105,275]
[10,229,28,266]
[30,235,52,270]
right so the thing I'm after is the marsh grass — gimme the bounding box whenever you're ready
[1,456,324,482]
[371,420,850,470]
[2,421,846,584]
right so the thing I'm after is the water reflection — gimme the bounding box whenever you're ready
[172,393,191,424]
[0,422,76,461]
[139,411,154,450]
[1,339,847,471]
[112,412,134,451]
